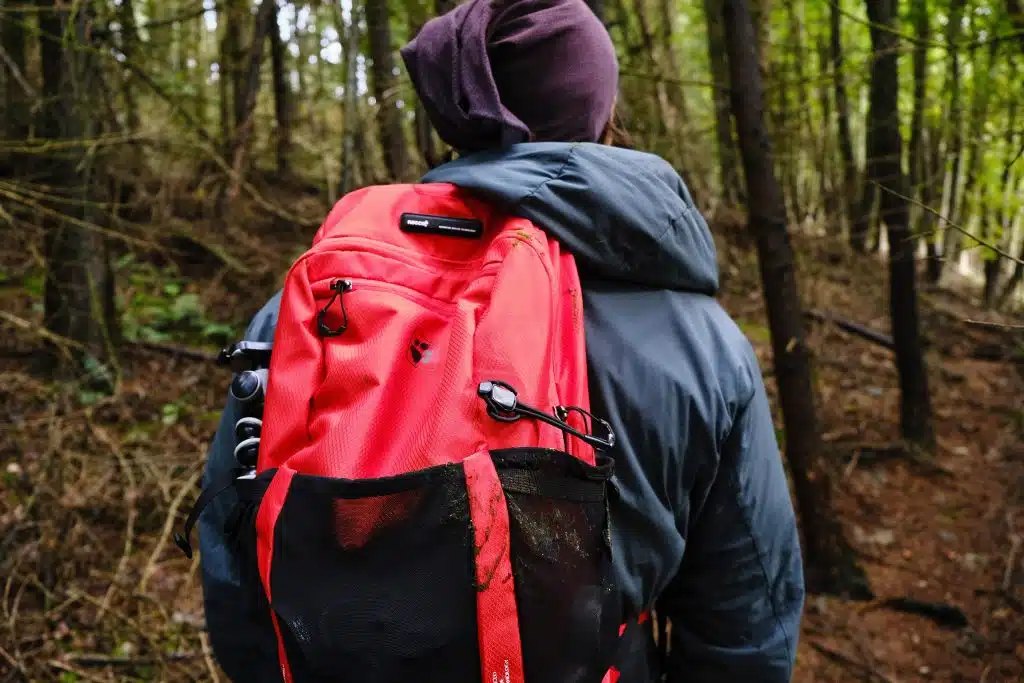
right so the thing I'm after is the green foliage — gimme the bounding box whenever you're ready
[115,254,237,347]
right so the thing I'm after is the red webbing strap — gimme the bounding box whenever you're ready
[256,466,296,683]
[602,611,651,683]
[464,450,526,683]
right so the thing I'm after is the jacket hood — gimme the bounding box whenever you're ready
[421,142,718,293]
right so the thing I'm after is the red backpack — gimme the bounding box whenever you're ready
[178,183,645,682]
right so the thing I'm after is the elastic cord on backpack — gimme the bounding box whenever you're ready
[478,380,616,451]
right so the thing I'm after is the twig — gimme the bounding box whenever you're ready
[47,660,113,683]
[1004,533,1022,592]
[0,643,27,678]
[868,180,1024,265]
[64,651,200,666]
[843,450,862,480]
[805,309,895,350]
[0,43,35,98]
[93,506,136,626]
[0,310,81,359]
[139,466,202,593]
[964,318,1024,331]
[808,640,900,683]
[200,632,222,683]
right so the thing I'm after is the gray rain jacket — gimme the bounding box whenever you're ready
[199,142,805,682]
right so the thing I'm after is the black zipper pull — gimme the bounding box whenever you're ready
[478,380,616,451]
[317,279,353,337]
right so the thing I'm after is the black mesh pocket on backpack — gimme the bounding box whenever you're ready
[268,465,481,683]
[492,449,623,683]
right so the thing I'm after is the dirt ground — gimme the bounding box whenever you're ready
[1,224,1022,682]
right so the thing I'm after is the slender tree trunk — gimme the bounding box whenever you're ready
[831,0,858,243]
[225,0,276,201]
[865,0,935,449]
[703,0,742,204]
[2,1,30,140]
[408,5,438,171]
[929,0,966,282]
[633,0,678,158]
[994,58,1021,309]
[722,0,869,598]
[365,0,411,181]
[219,0,243,145]
[1008,0,1024,54]
[340,0,362,195]
[268,5,292,176]
[997,222,1024,310]
[784,0,810,220]
[657,0,690,125]
[922,125,944,283]
[907,0,928,238]
[817,33,839,228]
[959,40,997,274]
[37,0,118,378]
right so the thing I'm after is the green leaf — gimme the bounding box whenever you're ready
[161,403,181,425]
[170,293,202,322]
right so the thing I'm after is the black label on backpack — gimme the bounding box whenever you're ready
[400,213,483,239]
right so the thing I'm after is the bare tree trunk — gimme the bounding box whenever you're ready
[784,0,810,220]
[907,0,928,234]
[994,58,1021,309]
[268,5,292,176]
[830,0,858,244]
[959,41,997,277]
[2,0,30,140]
[922,126,944,283]
[997,223,1024,310]
[365,0,411,181]
[929,0,967,283]
[115,0,138,132]
[633,0,678,162]
[817,33,839,228]
[657,0,690,125]
[408,3,439,172]
[340,0,362,195]
[225,0,276,201]
[1008,0,1024,53]
[219,0,243,145]
[722,0,869,598]
[37,0,119,378]
[865,0,934,450]
[703,0,742,204]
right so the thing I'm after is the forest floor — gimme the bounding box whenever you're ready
[1,194,1022,682]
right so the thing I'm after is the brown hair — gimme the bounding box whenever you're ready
[600,105,633,149]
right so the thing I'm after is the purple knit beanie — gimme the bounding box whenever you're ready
[400,0,619,152]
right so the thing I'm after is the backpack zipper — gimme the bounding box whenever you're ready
[317,279,353,337]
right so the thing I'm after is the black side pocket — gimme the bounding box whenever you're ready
[268,465,481,683]
[493,449,622,683]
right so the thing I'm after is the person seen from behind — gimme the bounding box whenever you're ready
[198,0,806,681]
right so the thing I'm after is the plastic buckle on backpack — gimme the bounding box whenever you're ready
[478,380,521,422]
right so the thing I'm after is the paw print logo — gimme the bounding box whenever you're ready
[410,339,434,366]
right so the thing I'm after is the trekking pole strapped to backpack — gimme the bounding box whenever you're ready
[179,182,645,682]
